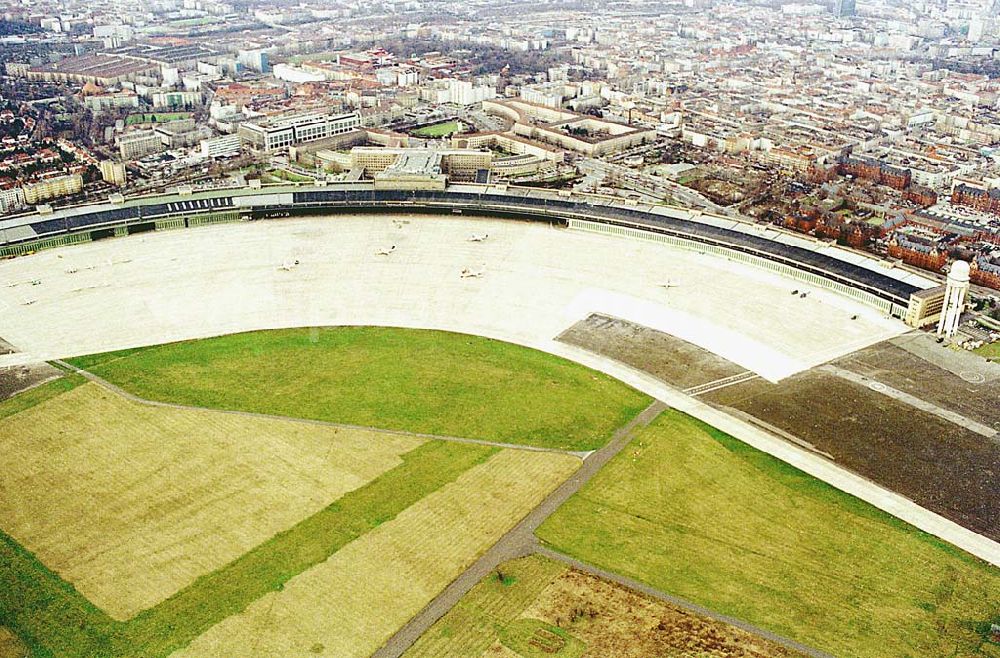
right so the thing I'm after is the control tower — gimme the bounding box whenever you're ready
[936,260,971,338]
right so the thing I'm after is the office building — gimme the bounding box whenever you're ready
[237,112,361,152]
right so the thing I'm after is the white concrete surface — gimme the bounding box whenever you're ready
[6,215,995,565]
[0,214,903,380]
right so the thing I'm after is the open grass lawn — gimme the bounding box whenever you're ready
[263,168,314,183]
[67,327,650,451]
[412,120,462,137]
[124,112,192,126]
[0,382,423,619]
[175,450,580,657]
[407,555,568,658]
[536,410,1000,658]
[975,341,1000,360]
[407,554,806,658]
[0,374,498,657]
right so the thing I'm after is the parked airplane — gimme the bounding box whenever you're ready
[468,233,489,242]
[277,259,301,271]
[375,245,397,256]
[460,265,486,278]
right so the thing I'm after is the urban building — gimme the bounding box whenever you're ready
[835,0,857,17]
[99,160,127,186]
[22,174,83,204]
[351,147,491,183]
[118,130,164,160]
[200,134,242,159]
[483,99,655,157]
[237,112,361,152]
[0,187,26,214]
[27,55,158,85]
[904,285,947,328]
[82,92,140,114]
[238,49,270,74]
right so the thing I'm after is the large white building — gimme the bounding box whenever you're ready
[448,79,496,106]
[237,112,361,152]
[419,79,496,106]
[200,134,242,159]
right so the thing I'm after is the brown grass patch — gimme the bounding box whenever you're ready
[0,383,422,619]
[175,449,580,657]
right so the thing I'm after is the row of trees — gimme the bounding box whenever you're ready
[369,37,574,77]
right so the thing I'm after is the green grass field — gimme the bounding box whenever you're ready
[412,120,462,138]
[124,113,192,126]
[66,327,650,450]
[262,168,314,183]
[1,372,496,658]
[407,555,569,657]
[975,341,1000,360]
[536,410,1000,658]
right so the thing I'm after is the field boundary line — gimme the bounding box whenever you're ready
[534,546,837,658]
[53,360,591,457]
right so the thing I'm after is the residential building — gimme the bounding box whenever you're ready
[118,130,164,160]
[99,160,127,186]
[22,174,83,204]
[0,187,25,214]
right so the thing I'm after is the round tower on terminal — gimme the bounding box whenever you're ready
[936,260,971,338]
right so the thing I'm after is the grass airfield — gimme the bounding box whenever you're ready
[0,328,618,657]
[68,327,649,452]
[0,381,422,619]
[1,326,998,657]
[537,411,1000,658]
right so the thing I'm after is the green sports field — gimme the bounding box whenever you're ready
[536,410,1000,658]
[411,120,462,137]
[124,113,192,126]
[67,327,650,451]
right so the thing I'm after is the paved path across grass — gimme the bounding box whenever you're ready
[371,400,667,658]
[372,398,832,658]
